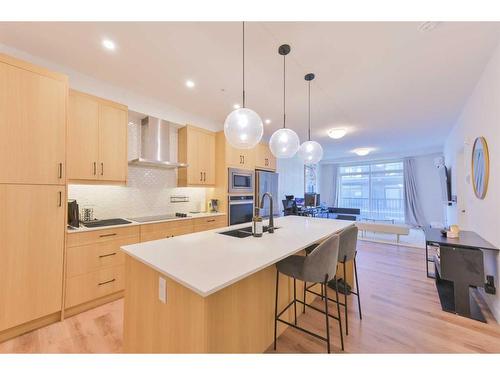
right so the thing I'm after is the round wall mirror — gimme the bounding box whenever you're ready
[471,136,490,199]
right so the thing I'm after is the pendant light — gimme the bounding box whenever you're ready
[224,22,263,149]
[298,73,323,164]
[269,44,300,158]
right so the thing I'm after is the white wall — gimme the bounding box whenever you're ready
[412,153,446,227]
[444,41,500,321]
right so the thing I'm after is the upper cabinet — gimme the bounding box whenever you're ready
[225,143,256,170]
[178,125,215,186]
[68,90,128,183]
[255,143,276,171]
[0,54,67,185]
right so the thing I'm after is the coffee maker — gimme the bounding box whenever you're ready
[208,199,219,213]
[67,199,80,228]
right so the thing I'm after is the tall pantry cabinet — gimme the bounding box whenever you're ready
[0,53,67,337]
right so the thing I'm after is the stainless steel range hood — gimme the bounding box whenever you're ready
[129,116,188,169]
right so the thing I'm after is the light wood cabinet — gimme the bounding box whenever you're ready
[0,54,67,185]
[192,215,227,232]
[178,125,215,186]
[255,143,276,170]
[67,90,128,183]
[0,184,65,331]
[65,226,140,309]
[140,219,194,242]
[225,143,255,170]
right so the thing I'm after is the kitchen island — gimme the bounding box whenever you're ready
[121,216,354,353]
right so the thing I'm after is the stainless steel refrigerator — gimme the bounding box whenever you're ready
[255,170,280,218]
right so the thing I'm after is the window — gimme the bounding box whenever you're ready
[337,161,405,222]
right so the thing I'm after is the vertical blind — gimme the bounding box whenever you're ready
[337,161,405,222]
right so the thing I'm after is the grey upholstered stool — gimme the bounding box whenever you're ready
[274,234,344,353]
[304,225,362,336]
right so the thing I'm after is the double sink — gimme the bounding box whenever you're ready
[219,225,279,238]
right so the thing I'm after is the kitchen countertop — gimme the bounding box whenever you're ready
[121,216,353,297]
[66,212,226,233]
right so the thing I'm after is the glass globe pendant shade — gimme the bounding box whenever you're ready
[224,107,263,149]
[298,140,324,164]
[269,128,300,158]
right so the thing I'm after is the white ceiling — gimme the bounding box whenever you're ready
[1,22,499,160]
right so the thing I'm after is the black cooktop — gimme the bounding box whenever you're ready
[82,218,132,228]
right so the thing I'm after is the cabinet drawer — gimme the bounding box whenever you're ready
[65,265,124,308]
[140,219,194,242]
[67,225,140,247]
[193,215,227,232]
[66,235,139,277]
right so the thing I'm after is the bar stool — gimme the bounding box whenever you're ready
[274,235,344,353]
[304,225,362,336]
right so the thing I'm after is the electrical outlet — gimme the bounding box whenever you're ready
[159,277,167,303]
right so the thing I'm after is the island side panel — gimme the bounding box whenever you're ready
[205,264,294,353]
[123,256,208,353]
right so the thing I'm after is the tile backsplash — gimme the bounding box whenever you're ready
[68,114,209,220]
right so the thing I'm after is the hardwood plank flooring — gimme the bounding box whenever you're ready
[1,241,499,353]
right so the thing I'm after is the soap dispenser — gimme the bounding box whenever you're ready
[252,207,263,237]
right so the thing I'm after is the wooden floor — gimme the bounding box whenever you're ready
[1,241,499,353]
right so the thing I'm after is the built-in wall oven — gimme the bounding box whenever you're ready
[228,195,254,225]
[228,168,254,194]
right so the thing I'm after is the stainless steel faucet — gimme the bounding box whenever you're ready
[259,192,274,233]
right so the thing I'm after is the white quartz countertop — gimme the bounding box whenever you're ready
[67,212,226,233]
[121,216,353,297]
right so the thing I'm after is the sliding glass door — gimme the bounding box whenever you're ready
[337,161,405,222]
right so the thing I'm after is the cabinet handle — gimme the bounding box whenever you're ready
[98,278,116,286]
[242,155,245,164]
[100,162,104,176]
[99,252,117,258]
[239,155,243,164]
[93,162,97,176]
[200,172,203,181]
[99,233,117,238]
[207,219,216,222]
[203,172,206,182]
[58,163,63,179]
[58,191,62,207]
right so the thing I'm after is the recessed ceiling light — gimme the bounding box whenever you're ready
[101,39,116,51]
[327,128,347,139]
[185,80,195,88]
[353,148,372,156]
[233,104,241,109]
[265,119,271,124]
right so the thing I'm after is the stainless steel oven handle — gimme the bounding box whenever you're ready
[229,200,254,205]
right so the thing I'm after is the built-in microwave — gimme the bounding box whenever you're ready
[228,168,254,194]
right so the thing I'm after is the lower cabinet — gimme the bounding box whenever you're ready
[64,226,140,310]
[0,184,65,332]
[63,215,227,315]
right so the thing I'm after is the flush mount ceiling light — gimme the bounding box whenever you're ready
[327,128,347,139]
[418,22,441,33]
[265,119,271,124]
[224,22,263,149]
[185,80,195,88]
[298,73,323,164]
[101,38,116,51]
[269,44,300,159]
[353,148,372,156]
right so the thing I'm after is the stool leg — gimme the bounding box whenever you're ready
[335,277,345,351]
[274,268,279,350]
[321,283,324,301]
[343,260,348,336]
[323,279,331,354]
[303,281,307,313]
[354,255,362,320]
[293,277,297,325]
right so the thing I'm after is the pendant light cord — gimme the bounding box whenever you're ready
[308,80,311,141]
[283,53,286,129]
[242,21,246,108]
